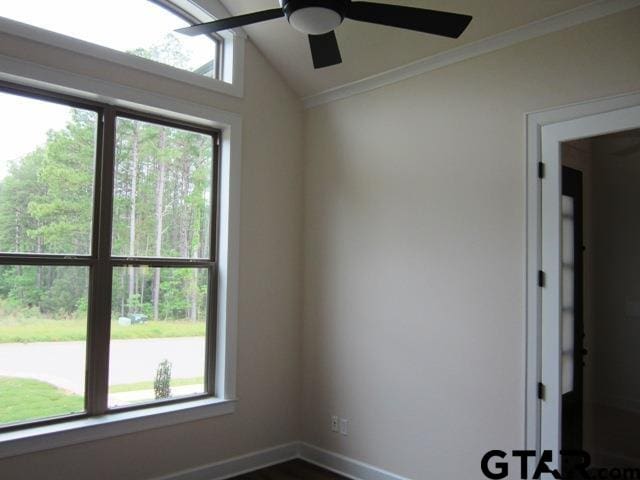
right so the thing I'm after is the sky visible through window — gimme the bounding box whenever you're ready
[0,94,72,180]
[0,89,215,425]
[0,0,214,66]
[0,0,217,178]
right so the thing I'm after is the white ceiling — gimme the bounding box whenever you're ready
[220,1,595,98]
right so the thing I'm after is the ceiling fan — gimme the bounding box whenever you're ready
[176,0,473,69]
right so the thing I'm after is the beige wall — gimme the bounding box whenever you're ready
[302,8,640,479]
[3,5,640,480]
[0,37,304,480]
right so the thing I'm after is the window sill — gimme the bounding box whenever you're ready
[0,398,236,459]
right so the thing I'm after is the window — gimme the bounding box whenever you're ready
[0,0,222,79]
[0,83,220,431]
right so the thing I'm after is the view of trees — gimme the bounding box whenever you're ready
[111,117,212,322]
[0,39,214,323]
[0,33,218,428]
[0,109,96,319]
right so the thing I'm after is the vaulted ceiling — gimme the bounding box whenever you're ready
[219,0,595,98]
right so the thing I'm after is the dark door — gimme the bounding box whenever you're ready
[561,166,586,475]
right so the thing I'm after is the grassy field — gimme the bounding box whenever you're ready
[0,320,205,343]
[0,377,83,424]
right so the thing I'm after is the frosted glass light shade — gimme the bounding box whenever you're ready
[288,7,342,34]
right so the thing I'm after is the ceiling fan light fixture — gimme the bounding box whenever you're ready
[280,0,348,35]
[289,7,342,34]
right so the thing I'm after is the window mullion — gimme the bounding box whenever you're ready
[0,255,94,266]
[109,257,215,268]
[86,107,116,416]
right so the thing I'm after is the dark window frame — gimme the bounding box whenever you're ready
[0,81,221,433]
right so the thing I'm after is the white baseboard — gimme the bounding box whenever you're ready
[153,441,409,480]
[154,442,299,480]
[298,443,411,480]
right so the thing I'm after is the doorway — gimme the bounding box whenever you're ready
[525,95,640,475]
[561,132,640,473]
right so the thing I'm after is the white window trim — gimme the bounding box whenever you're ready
[0,0,246,98]
[0,399,236,459]
[0,50,242,458]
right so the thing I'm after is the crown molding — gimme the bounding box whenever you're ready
[302,0,640,109]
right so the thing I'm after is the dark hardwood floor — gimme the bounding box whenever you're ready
[228,460,348,479]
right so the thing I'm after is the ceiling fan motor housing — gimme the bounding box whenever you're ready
[280,0,350,35]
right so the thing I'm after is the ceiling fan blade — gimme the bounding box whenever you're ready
[346,2,472,38]
[308,31,343,69]
[175,8,284,36]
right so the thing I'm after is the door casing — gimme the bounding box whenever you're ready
[525,92,640,475]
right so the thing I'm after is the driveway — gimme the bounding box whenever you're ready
[0,337,205,394]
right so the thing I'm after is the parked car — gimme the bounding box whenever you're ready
[130,313,148,325]
[117,313,148,326]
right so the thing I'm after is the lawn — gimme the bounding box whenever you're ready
[0,376,203,424]
[0,377,83,424]
[0,320,206,343]
[109,377,203,393]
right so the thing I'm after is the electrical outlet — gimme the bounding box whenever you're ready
[339,418,348,436]
[331,415,339,432]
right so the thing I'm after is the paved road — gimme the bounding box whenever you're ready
[0,337,205,394]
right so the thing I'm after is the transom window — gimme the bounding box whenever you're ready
[0,0,221,79]
[0,83,220,430]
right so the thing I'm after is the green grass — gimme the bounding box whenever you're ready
[0,377,83,425]
[0,320,206,343]
[109,377,203,393]
[0,376,203,424]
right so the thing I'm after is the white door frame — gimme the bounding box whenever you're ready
[525,91,640,470]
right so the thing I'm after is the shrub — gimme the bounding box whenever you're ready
[153,359,172,399]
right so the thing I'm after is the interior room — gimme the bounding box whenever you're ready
[0,1,639,479]
[563,131,640,472]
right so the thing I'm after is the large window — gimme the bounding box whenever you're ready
[0,0,221,79]
[0,84,219,430]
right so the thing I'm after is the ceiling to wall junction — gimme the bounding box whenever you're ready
[219,0,596,97]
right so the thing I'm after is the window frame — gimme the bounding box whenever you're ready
[0,0,246,98]
[0,81,222,433]
[150,0,225,80]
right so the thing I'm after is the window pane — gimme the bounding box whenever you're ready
[0,1,218,78]
[0,91,97,255]
[561,195,575,395]
[0,265,88,426]
[112,118,213,259]
[108,266,208,408]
